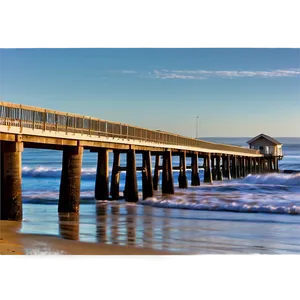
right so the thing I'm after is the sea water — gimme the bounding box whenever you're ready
[20,137,300,254]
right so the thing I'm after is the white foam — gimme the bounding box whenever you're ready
[242,173,300,186]
[140,195,300,214]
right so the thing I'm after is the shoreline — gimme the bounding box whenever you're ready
[0,220,174,255]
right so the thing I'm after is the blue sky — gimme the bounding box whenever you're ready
[0,48,299,137]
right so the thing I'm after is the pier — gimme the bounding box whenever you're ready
[0,102,280,220]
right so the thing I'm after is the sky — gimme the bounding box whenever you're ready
[0,48,299,138]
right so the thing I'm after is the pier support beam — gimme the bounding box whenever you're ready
[162,150,174,194]
[222,155,226,178]
[204,154,213,183]
[248,157,252,174]
[271,158,276,172]
[225,155,231,180]
[216,155,223,181]
[142,151,154,200]
[231,156,237,179]
[257,158,262,174]
[241,157,245,177]
[211,156,217,180]
[262,158,266,172]
[0,141,23,220]
[275,157,279,172]
[178,152,188,189]
[236,157,241,178]
[191,153,200,186]
[124,149,138,202]
[95,148,109,200]
[153,154,160,191]
[110,150,120,200]
[59,145,83,213]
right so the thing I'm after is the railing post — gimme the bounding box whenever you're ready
[73,114,75,134]
[82,116,84,135]
[89,117,91,136]
[55,113,58,131]
[43,109,46,131]
[98,120,101,137]
[66,113,68,134]
[32,111,35,129]
[19,105,22,129]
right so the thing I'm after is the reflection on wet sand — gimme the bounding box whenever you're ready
[110,205,120,245]
[96,203,107,243]
[21,199,300,254]
[58,213,79,240]
[126,205,136,246]
[141,206,153,248]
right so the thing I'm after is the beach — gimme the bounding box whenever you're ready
[1,137,300,255]
[0,220,171,255]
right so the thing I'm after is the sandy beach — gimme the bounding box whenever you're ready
[0,220,173,255]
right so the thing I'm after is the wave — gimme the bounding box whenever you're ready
[22,166,98,180]
[242,173,300,186]
[22,165,184,181]
[140,195,300,215]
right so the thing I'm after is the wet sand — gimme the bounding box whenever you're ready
[0,220,173,255]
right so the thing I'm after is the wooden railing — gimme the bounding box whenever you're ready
[0,101,260,155]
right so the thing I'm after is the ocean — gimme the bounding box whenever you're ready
[20,137,300,254]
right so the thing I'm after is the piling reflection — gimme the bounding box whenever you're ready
[141,206,155,249]
[111,205,120,245]
[96,203,107,243]
[58,213,79,240]
[126,205,136,246]
[162,208,171,248]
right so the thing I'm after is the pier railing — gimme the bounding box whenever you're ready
[0,102,260,155]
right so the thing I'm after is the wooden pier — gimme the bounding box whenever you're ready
[0,102,279,220]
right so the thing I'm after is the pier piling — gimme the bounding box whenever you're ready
[232,156,237,179]
[153,154,160,191]
[216,155,223,181]
[95,148,109,200]
[191,153,200,186]
[110,150,120,199]
[59,145,83,213]
[162,150,174,194]
[142,151,154,199]
[124,149,138,202]
[204,154,213,183]
[0,141,23,220]
[178,152,188,189]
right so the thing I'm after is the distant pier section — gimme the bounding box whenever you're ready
[0,102,282,220]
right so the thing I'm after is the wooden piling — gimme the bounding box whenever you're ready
[95,148,109,200]
[248,157,252,174]
[0,141,23,220]
[216,155,223,181]
[142,151,154,199]
[153,154,160,191]
[227,155,232,180]
[59,145,83,213]
[162,150,174,194]
[237,157,241,178]
[191,153,200,186]
[211,155,217,180]
[241,157,245,177]
[110,150,120,200]
[124,149,138,202]
[231,156,237,179]
[178,151,188,189]
[204,154,213,183]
